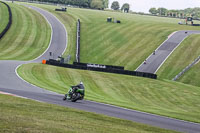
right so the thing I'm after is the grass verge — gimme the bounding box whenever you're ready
[0,3,51,60]
[18,63,200,123]
[19,2,200,70]
[177,61,200,87]
[0,1,9,34]
[0,94,177,133]
[157,34,200,80]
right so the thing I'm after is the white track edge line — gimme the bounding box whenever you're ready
[0,91,45,103]
[135,31,178,71]
[85,100,200,125]
[13,4,67,95]
[28,5,68,61]
[154,32,200,74]
[19,4,54,62]
[15,64,39,88]
[28,6,53,61]
[15,5,66,87]
[15,64,63,96]
[8,3,200,125]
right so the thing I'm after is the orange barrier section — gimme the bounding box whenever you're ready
[42,60,46,64]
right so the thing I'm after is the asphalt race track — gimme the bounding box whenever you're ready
[0,4,200,133]
[136,31,200,74]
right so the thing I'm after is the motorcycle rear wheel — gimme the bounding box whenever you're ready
[71,93,80,102]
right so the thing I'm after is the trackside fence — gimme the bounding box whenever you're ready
[45,59,157,79]
[0,1,12,40]
[172,55,200,81]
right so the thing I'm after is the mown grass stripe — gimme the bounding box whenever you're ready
[0,94,177,133]
[0,3,50,60]
[157,34,200,80]
[0,2,9,33]
[18,63,200,123]
[0,5,28,56]
[4,6,33,59]
[178,62,200,87]
[0,4,21,51]
[14,2,200,124]
[81,23,128,52]
[28,3,200,70]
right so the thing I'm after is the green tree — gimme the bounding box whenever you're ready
[102,0,109,8]
[157,8,168,16]
[78,0,90,7]
[111,1,120,10]
[149,8,157,15]
[121,3,130,13]
[90,0,104,9]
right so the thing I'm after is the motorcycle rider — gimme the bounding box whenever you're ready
[70,81,85,99]
[73,81,85,90]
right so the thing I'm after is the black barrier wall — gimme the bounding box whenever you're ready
[46,59,157,79]
[76,19,80,62]
[0,1,12,40]
[55,8,67,12]
[73,62,124,70]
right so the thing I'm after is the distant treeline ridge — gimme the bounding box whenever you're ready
[16,0,109,9]
[149,7,200,19]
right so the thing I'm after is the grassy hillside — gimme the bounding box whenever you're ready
[157,34,200,80]
[0,94,177,133]
[0,2,9,34]
[21,3,200,86]
[15,2,200,126]
[177,61,200,87]
[24,3,200,70]
[18,63,200,123]
[0,3,51,60]
[66,8,200,70]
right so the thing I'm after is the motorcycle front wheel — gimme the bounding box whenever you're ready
[63,96,67,101]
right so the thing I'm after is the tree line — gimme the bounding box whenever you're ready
[111,1,130,13]
[149,7,200,19]
[22,0,108,9]
[18,0,131,12]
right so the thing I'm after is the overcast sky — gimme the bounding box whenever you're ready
[109,0,200,13]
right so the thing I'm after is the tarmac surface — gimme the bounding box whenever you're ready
[0,4,200,133]
[136,31,200,74]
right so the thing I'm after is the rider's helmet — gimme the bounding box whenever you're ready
[80,81,83,85]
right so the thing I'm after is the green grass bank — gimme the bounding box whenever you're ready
[68,7,200,70]
[157,34,200,80]
[12,2,200,127]
[0,1,9,34]
[18,63,200,123]
[0,94,177,133]
[157,34,200,83]
[0,3,51,60]
[24,3,200,86]
[177,61,200,87]
[23,3,200,70]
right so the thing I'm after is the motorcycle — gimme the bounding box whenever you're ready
[63,86,84,102]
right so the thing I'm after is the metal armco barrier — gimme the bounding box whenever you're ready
[172,55,200,81]
[0,1,12,40]
[46,59,157,79]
